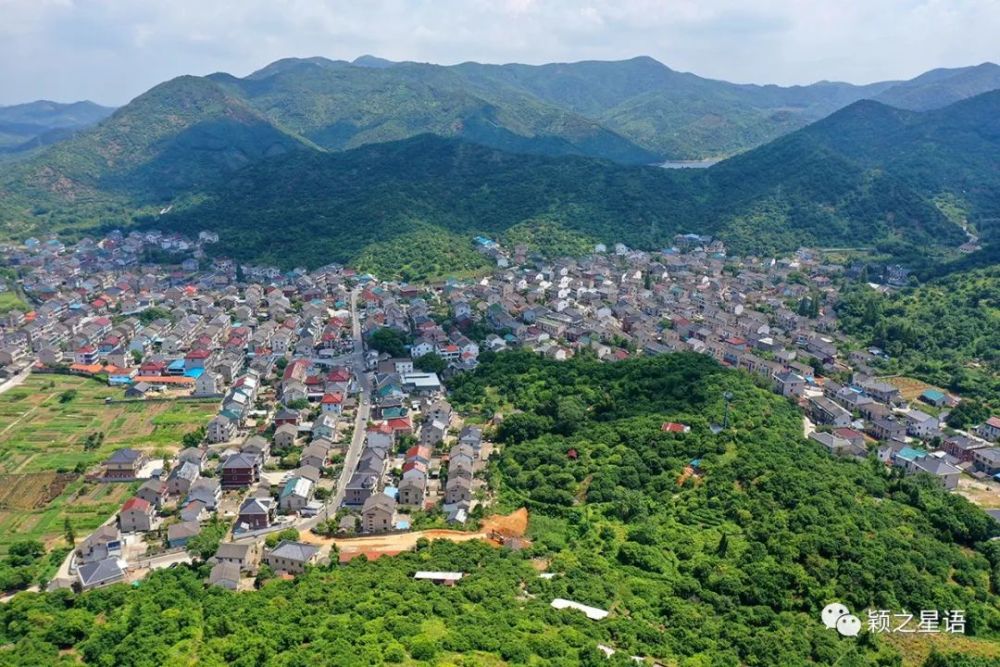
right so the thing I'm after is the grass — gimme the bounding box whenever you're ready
[0,373,217,552]
[882,630,1000,666]
[0,290,26,314]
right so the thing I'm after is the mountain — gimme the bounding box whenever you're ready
[874,62,1000,110]
[0,61,996,270]
[214,57,658,164]
[781,90,1000,220]
[0,100,114,153]
[0,76,312,231]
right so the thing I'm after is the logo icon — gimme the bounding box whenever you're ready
[822,602,861,637]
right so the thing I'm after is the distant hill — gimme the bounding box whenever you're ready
[873,62,1000,111]
[0,100,114,153]
[0,76,312,229]
[0,61,996,273]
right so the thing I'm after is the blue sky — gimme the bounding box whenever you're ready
[0,0,997,105]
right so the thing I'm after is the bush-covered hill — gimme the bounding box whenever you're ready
[3,352,999,665]
[3,88,998,273]
[837,266,1000,407]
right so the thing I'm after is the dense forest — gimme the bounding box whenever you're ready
[4,83,999,274]
[837,267,1000,407]
[4,351,999,665]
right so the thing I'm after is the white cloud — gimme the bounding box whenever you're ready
[0,0,996,104]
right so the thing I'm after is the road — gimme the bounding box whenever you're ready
[0,366,32,397]
[300,286,370,531]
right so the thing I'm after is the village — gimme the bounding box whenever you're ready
[0,229,998,595]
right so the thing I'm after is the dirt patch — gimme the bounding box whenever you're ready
[888,376,944,402]
[0,472,77,510]
[303,508,530,557]
[481,508,528,538]
[955,475,1000,509]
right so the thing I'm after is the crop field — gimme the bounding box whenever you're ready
[0,374,217,474]
[0,373,217,551]
[887,376,945,402]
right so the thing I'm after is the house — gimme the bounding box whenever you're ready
[206,415,235,443]
[807,396,852,427]
[264,541,320,574]
[312,413,338,441]
[859,380,902,404]
[809,431,864,458]
[119,497,155,533]
[345,473,380,506]
[279,476,314,513]
[208,561,241,590]
[420,419,447,447]
[273,408,301,427]
[179,500,208,523]
[167,461,200,496]
[458,426,483,457]
[177,447,209,471]
[445,476,472,505]
[911,457,961,490]
[237,497,275,531]
[972,448,1000,476]
[942,434,988,463]
[167,521,202,548]
[194,371,221,396]
[300,442,330,470]
[241,435,270,461]
[274,423,298,449]
[75,525,122,564]
[187,477,221,509]
[103,448,147,480]
[135,479,167,508]
[320,392,344,415]
[214,541,260,571]
[868,416,908,442]
[124,382,152,400]
[398,476,426,507]
[77,557,127,590]
[361,493,396,534]
[774,371,806,398]
[978,417,1000,443]
[904,410,939,439]
[920,389,947,408]
[221,452,260,489]
[832,428,866,451]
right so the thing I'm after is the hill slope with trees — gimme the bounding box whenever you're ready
[3,352,999,665]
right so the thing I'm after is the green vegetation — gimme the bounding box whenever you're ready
[0,541,67,592]
[0,375,216,551]
[4,352,998,664]
[837,267,1000,407]
[3,74,998,275]
[0,290,27,314]
[368,327,410,358]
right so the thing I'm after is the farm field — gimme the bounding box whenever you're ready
[0,373,217,552]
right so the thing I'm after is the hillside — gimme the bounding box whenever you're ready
[213,58,658,164]
[153,127,965,273]
[0,76,312,235]
[874,62,1000,111]
[1,76,996,272]
[3,353,998,665]
[0,100,113,152]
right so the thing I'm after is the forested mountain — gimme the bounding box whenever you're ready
[0,100,113,153]
[3,352,999,665]
[0,67,996,273]
[873,62,1000,111]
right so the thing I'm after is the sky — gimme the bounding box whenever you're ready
[1,0,998,106]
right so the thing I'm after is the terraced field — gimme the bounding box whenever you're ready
[0,373,217,552]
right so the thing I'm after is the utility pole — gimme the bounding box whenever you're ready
[723,391,734,430]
